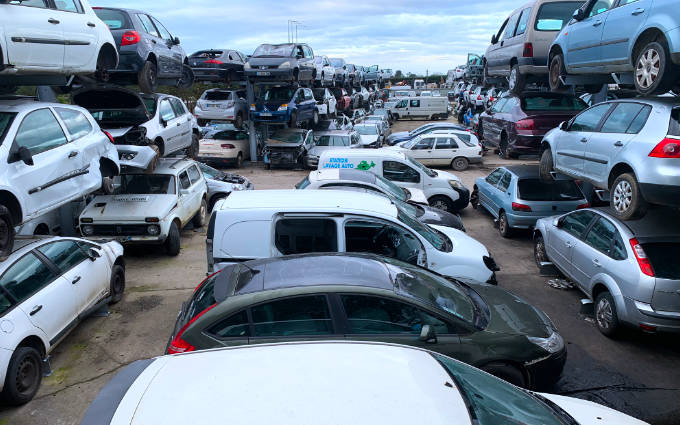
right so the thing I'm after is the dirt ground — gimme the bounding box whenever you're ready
[1,115,679,425]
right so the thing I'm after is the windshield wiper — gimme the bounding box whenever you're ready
[530,392,579,425]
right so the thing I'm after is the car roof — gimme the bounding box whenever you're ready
[311,168,377,184]
[134,158,196,175]
[592,208,680,240]
[0,99,74,113]
[318,148,407,160]
[315,130,353,136]
[502,165,542,178]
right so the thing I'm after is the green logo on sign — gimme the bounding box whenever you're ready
[357,161,376,171]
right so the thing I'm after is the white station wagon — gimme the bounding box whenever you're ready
[389,130,483,171]
[79,159,208,256]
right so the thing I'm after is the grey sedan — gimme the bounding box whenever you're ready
[533,208,680,337]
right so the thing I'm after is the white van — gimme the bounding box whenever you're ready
[389,96,448,120]
[207,190,498,283]
[317,149,469,212]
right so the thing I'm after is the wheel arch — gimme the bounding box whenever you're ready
[146,52,158,65]
[114,256,126,269]
[591,278,626,317]
[17,335,48,358]
[548,44,564,63]
[0,189,22,225]
[607,163,635,189]
[154,137,165,156]
[632,27,668,67]
[476,359,530,386]
[97,43,119,69]
[99,157,119,178]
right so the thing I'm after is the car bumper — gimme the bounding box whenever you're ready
[194,106,236,121]
[252,110,290,123]
[451,187,470,210]
[622,298,680,333]
[192,67,228,81]
[526,348,567,390]
[639,183,680,208]
[666,26,680,65]
[198,148,238,161]
[245,68,294,80]
[506,212,541,229]
[468,156,483,164]
[510,134,543,155]
[108,51,146,75]
[264,151,301,167]
[518,57,549,75]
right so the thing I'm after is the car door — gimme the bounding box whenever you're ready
[169,98,192,150]
[497,11,521,73]
[491,170,512,216]
[407,99,421,118]
[382,160,423,193]
[151,15,182,77]
[599,0,651,67]
[408,137,435,165]
[478,168,504,211]
[158,97,181,154]
[343,219,426,266]
[2,252,75,345]
[177,169,193,223]
[486,18,509,74]
[482,98,507,146]
[134,13,169,76]
[53,107,97,190]
[432,137,459,167]
[186,164,204,214]
[304,88,316,119]
[555,103,613,176]
[547,210,596,278]
[56,0,99,71]
[564,0,615,69]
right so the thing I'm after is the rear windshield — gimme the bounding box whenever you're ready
[522,95,587,111]
[518,179,583,201]
[208,130,248,140]
[643,243,680,280]
[204,91,232,101]
[312,89,326,99]
[186,274,217,322]
[191,50,223,58]
[0,113,16,145]
[315,135,349,146]
[670,108,680,137]
[141,97,157,115]
[93,8,132,30]
[535,1,582,31]
[329,59,344,67]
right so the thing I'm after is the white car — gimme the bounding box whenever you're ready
[0,236,125,405]
[198,125,250,168]
[312,88,337,118]
[195,162,253,211]
[0,99,121,257]
[313,55,336,86]
[353,123,382,148]
[81,342,647,425]
[207,190,497,283]
[391,130,483,171]
[79,159,208,256]
[72,87,200,170]
[0,0,118,91]
[305,130,360,168]
[454,65,466,80]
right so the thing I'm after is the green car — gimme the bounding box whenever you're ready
[168,253,566,390]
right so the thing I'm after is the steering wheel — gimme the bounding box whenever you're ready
[372,226,398,257]
[403,249,420,265]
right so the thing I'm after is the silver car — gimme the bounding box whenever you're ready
[539,98,680,220]
[193,89,248,129]
[195,162,253,210]
[533,208,680,336]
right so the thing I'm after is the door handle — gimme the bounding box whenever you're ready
[151,39,157,44]
[48,18,60,24]
[593,19,602,26]
[592,259,601,267]
[87,22,96,27]
[72,276,81,284]
[30,305,43,316]
[580,137,588,143]
[176,122,181,127]
[614,141,623,147]
[68,151,78,158]
[631,8,645,15]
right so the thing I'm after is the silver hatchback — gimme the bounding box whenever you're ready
[534,208,680,337]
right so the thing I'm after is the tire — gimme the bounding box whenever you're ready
[312,110,319,126]
[548,53,566,92]
[138,60,158,94]
[289,111,297,128]
[164,221,181,256]
[539,148,554,181]
[0,204,15,260]
[235,152,243,168]
[508,64,526,94]
[470,187,479,209]
[482,362,527,388]
[634,40,675,96]
[187,134,199,160]
[1,347,42,405]
[498,211,513,238]
[192,199,208,228]
[101,176,115,195]
[234,112,244,130]
[451,157,469,171]
[610,173,647,220]
[94,50,113,83]
[534,234,548,269]
[178,64,194,89]
[109,264,125,304]
[595,292,620,337]
[499,135,510,159]
[428,195,454,213]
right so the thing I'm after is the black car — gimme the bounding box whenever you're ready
[244,43,315,83]
[93,7,192,93]
[189,49,246,84]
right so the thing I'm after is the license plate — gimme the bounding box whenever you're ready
[256,71,271,76]
[208,104,221,108]
[260,112,272,117]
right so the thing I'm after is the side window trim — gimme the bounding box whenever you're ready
[248,293,336,338]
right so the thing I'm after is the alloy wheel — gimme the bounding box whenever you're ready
[636,48,660,89]
[534,238,546,267]
[613,180,632,213]
[431,199,448,211]
[596,298,614,331]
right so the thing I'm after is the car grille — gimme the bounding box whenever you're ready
[91,224,150,236]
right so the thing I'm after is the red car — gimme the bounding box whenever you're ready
[331,87,352,112]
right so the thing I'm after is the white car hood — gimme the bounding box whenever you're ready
[359,135,379,145]
[406,188,428,205]
[540,394,648,425]
[429,224,492,282]
[433,169,462,183]
[81,194,178,222]
[103,126,134,138]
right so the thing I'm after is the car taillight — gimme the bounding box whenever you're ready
[489,97,495,102]
[629,238,654,277]
[204,59,223,64]
[523,42,534,58]
[102,130,114,143]
[121,30,140,46]
[576,202,590,209]
[221,143,235,149]
[477,95,482,100]
[167,303,217,354]
[649,137,680,158]
[512,202,532,212]
[516,119,536,130]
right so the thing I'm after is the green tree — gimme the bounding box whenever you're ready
[394,70,403,79]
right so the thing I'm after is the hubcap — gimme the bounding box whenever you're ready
[432,200,448,211]
[596,298,613,330]
[113,274,123,293]
[16,356,38,394]
[535,240,545,264]
[455,159,465,168]
[509,68,517,90]
[499,215,506,233]
[636,48,660,89]
[613,180,633,213]
[551,61,560,85]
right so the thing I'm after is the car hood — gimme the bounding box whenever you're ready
[265,138,305,148]
[248,57,292,67]
[540,394,648,425]
[81,195,178,222]
[434,169,463,183]
[72,86,151,127]
[418,206,465,231]
[405,188,428,205]
[359,135,379,145]
[387,131,410,142]
[307,145,338,156]
[429,224,491,282]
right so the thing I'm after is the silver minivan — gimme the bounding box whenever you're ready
[484,0,584,92]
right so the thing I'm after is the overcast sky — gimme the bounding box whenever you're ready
[94,0,517,75]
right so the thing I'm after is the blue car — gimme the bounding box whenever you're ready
[548,0,680,95]
[251,86,318,127]
[471,165,588,237]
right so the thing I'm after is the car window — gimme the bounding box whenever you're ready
[305,88,314,101]
[341,295,451,335]
[669,108,680,137]
[626,105,651,134]
[500,97,518,113]
[37,240,89,272]
[570,104,612,132]
[600,103,646,133]
[187,165,201,185]
[584,217,621,258]
[413,137,434,150]
[642,242,680,280]
[207,310,249,338]
[521,95,587,111]
[15,109,68,156]
[485,168,505,185]
[517,179,584,201]
[502,12,520,39]
[55,108,92,140]
[345,220,423,265]
[179,171,190,190]
[560,210,596,238]
[136,14,160,38]
[95,8,132,30]
[383,161,420,183]
[251,295,333,337]
[116,174,176,195]
[535,1,582,30]
[515,7,533,36]
[435,137,458,149]
[494,19,508,41]
[410,99,420,108]
[8,0,48,7]
[497,172,511,191]
[54,0,82,12]
[275,218,337,255]
[169,98,186,117]
[151,16,173,40]
[0,253,57,304]
[159,100,176,122]
[490,98,507,113]
[589,0,614,16]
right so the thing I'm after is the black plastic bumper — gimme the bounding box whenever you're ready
[526,348,567,391]
[639,183,680,208]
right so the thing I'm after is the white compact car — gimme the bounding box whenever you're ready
[196,162,254,210]
[80,342,647,425]
[79,159,208,256]
[390,130,483,171]
[0,99,121,257]
[0,236,124,405]
[197,125,250,168]
[313,55,336,86]
[207,190,498,283]
[0,0,118,91]
[312,88,337,118]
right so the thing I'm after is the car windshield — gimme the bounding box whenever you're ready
[197,163,222,180]
[207,130,248,141]
[261,87,294,102]
[314,135,349,146]
[270,131,304,144]
[522,95,587,111]
[115,174,176,195]
[329,59,344,67]
[141,97,157,115]
[312,89,326,100]
[407,156,437,178]
[93,8,132,30]
[204,91,232,101]
[253,44,293,57]
[355,125,378,135]
[374,175,408,201]
[0,113,16,145]
[397,208,447,251]
[295,177,311,189]
[518,179,583,201]
[409,124,434,136]
[433,353,570,424]
[535,1,583,31]
[455,133,477,147]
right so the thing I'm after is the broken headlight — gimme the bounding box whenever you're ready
[528,332,564,354]
[81,225,94,236]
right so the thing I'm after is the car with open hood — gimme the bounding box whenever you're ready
[262,128,314,169]
[71,86,199,170]
[244,43,315,83]
[312,88,338,119]
[195,162,253,211]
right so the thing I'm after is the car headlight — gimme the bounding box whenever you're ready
[232,185,242,191]
[81,225,94,236]
[244,62,251,70]
[448,180,463,190]
[147,225,160,236]
[277,104,288,111]
[279,61,291,69]
[528,332,564,354]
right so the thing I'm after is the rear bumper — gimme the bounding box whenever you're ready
[622,298,680,333]
[194,106,236,121]
[506,212,541,229]
[192,67,228,81]
[526,348,567,390]
[510,134,543,155]
[518,57,549,75]
[639,183,680,208]
[108,51,145,75]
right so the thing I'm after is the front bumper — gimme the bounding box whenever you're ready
[81,223,167,244]
[245,68,294,80]
[639,183,680,208]
[526,348,567,391]
[622,297,680,333]
[451,187,470,211]
[265,150,302,167]
[194,106,236,121]
[117,145,157,170]
[251,110,290,124]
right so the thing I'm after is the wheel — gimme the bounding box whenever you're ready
[178,64,194,89]
[539,148,554,181]
[109,264,125,304]
[137,60,158,94]
[94,50,113,83]
[549,53,566,92]
[234,112,244,130]
[499,135,511,159]
[209,194,227,211]
[481,362,527,388]
[289,111,297,128]
[451,157,469,171]
[595,292,619,337]
[0,204,15,260]
[187,133,199,160]
[470,187,479,209]
[429,196,454,213]
[312,110,319,126]
[508,64,525,94]
[101,176,115,195]
[164,221,181,256]
[1,346,42,405]
[634,40,675,95]
[498,211,513,238]
[192,199,208,228]
[611,173,647,220]
[235,152,243,168]
[534,234,548,269]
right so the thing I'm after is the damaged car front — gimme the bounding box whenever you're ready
[263,128,313,169]
[196,162,254,210]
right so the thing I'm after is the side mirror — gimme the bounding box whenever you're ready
[160,118,168,127]
[88,248,101,261]
[573,8,585,21]
[17,146,34,166]
[173,37,180,45]
[559,121,569,131]
[419,324,437,343]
